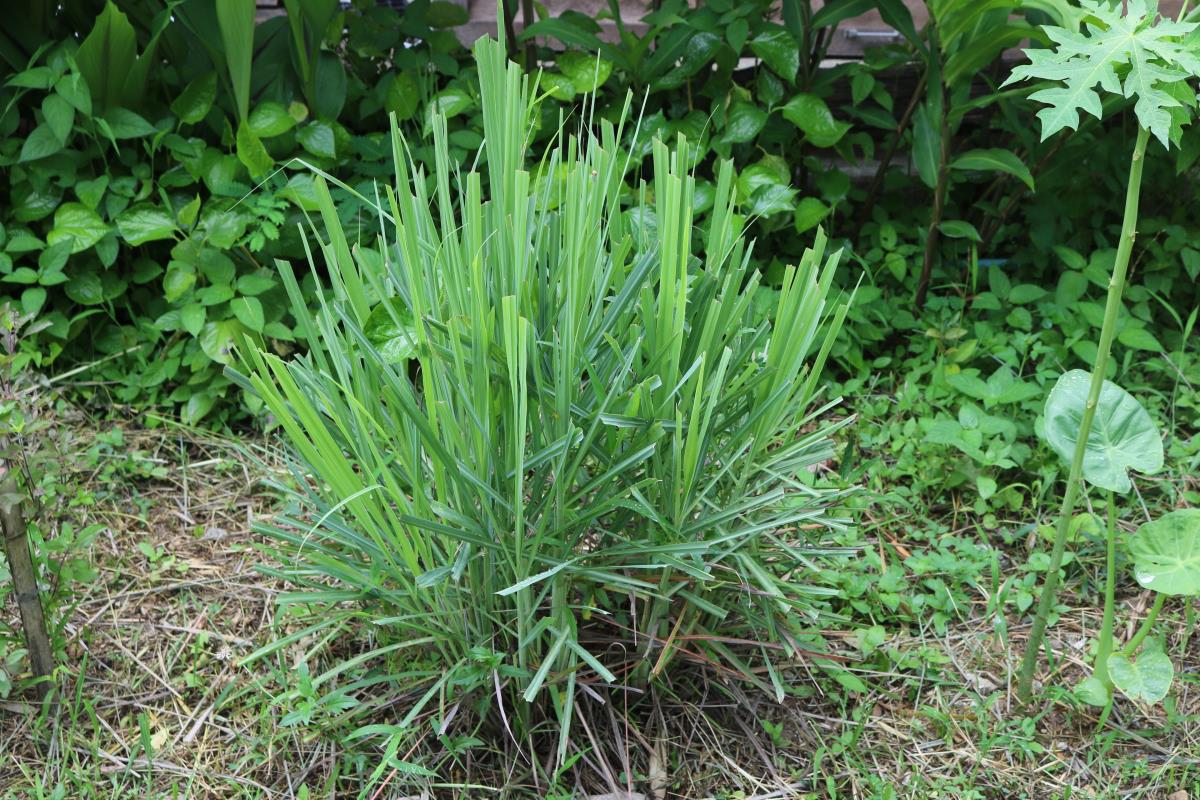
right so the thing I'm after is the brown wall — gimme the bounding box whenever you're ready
[255,0,1193,51]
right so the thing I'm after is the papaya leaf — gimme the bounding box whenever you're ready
[1004,0,1200,147]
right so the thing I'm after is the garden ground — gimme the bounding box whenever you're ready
[2,419,1197,800]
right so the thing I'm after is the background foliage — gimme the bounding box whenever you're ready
[0,0,1196,438]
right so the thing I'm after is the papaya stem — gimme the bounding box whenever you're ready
[1017,126,1150,704]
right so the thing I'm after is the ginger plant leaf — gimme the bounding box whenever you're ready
[1005,0,1200,146]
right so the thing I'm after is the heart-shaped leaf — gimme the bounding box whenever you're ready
[1073,675,1111,708]
[1043,370,1164,493]
[1128,509,1200,596]
[1107,651,1173,704]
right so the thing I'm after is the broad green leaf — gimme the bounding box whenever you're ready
[385,73,420,121]
[1005,1,1200,146]
[736,156,790,201]
[313,52,347,120]
[236,124,274,179]
[280,173,321,211]
[199,208,250,248]
[723,103,767,144]
[3,268,41,285]
[178,195,202,228]
[1117,325,1163,352]
[117,204,177,246]
[1108,651,1173,704]
[42,94,75,144]
[75,177,109,210]
[163,262,196,302]
[912,104,940,189]
[1043,369,1164,493]
[539,73,575,102]
[75,2,137,111]
[199,249,236,284]
[13,183,61,222]
[171,73,218,124]
[181,304,206,337]
[1073,675,1110,707]
[47,203,110,253]
[1008,284,1046,304]
[750,27,799,82]
[55,73,93,116]
[1128,509,1200,596]
[21,287,47,316]
[427,0,468,28]
[518,18,604,50]
[425,88,474,127]
[950,148,1035,190]
[199,319,245,364]
[8,66,56,89]
[18,125,64,162]
[557,51,613,94]
[248,102,297,138]
[747,184,797,218]
[851,71,875,106]
[65,271,104,305]
[237,272,277,296]
[105,108,156,139]
[297,122,337,159]
[216,0,256,122]
[793,197,830,234]
[364,300,418,363]
[1056,270,1089,305]
[183,393,217,424]
[939,220,981,242]
[650,31,722,92]
[232,296,265,332]
[39,240,72,273]
[781,94,851,148]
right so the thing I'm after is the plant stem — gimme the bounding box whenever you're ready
[1122,592,1165,656]
[0,473,53,699]
[915,113,948,309]
[1094,492,1117,690]
[1016,125,1151,704]
[858,70,927,226]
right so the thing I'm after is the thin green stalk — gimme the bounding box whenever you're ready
[1017,126,1151,704]
[1094,492,1117,690]
[1121,592,1165,656]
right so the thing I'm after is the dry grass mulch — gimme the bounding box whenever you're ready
[0,420,1198,799]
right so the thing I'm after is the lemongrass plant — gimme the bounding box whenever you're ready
[233,34,852,768]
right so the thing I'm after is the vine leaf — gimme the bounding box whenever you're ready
[1004,0,1200,146]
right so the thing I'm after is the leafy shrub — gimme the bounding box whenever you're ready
[237,35,853,763]
[0,1,481,424]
